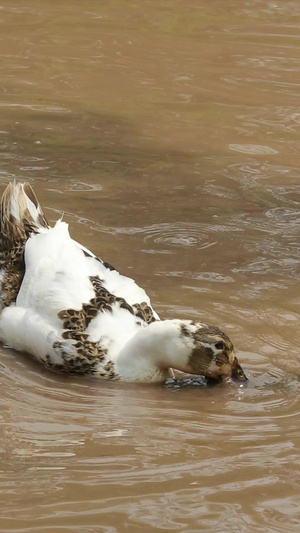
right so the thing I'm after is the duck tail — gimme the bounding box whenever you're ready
[0,181,49,240]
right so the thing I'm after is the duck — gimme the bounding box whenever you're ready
[0,181,247,384]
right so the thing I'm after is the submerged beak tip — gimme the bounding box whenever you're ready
[232,361,248,382]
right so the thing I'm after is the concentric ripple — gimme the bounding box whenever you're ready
[133,222,217,251]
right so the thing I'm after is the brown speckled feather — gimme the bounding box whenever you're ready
[53,274,157,377]
[0,181,49,309]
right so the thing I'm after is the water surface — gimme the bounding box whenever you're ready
[1,1,300,531]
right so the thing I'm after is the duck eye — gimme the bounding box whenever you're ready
[215,341,225,350]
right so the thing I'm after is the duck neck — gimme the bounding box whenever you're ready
[116,320,192,382]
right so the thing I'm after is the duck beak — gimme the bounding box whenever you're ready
[231,357,248,382]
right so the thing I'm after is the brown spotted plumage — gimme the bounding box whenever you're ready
[0,181,49,309]
[0,238,26,308]
[54,273,153,378]
[132,302,156,324]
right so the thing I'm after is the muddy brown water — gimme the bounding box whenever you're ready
[1,1,300,531]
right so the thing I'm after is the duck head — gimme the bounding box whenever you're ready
[179,322,247,383]
[116,319,247,383]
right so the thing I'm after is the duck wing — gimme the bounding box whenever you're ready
[72,240,159,324]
